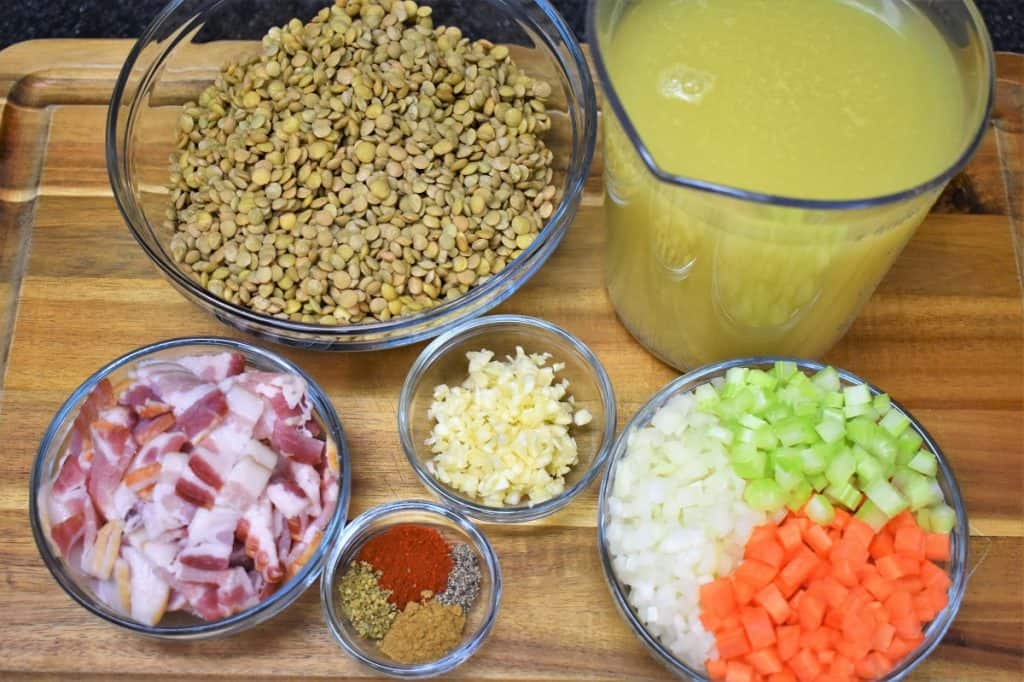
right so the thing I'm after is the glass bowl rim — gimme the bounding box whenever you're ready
[585,0,995,210]
[596,356,970,680]
[397,314,618,522]
[319,498,502,677]
[105,0,598,341]
[28,335,353,638]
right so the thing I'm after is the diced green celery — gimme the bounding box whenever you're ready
[915,509,933,532]
[855,500,890,532]
[725,366,749,386]
[872,393,892,415]
[775,416,818,446]
[929,503,957,533]
[707,424,734,444]
[897,429,924,457]
[773,447,802,471]
[907,451,938,477]
[800,447,827,475]
[754,425,780,450]
[826,449,856,487]
[794,401,820,418]
[739,413,767,430]
[774,463,805,492]
[815,417,845,444]
[734,427,757,446]
[750,386,772,414]
[891,466,913,491]
[747,369,778,390]
[844,402,879,420]
[825,481,863,510]
[821,407,844,423]
[843,383,872,406]
[774,360,798,381]
[763,402,793,424]
[823,391,844,409]
[855,454,885,483]
[815,440,844,461]
[810,473,829,492]
[868,430,899,466]
[694,382,719,407]
[730,443,767,479]
[864,479,909,517]
[744,478,786,512]
[879,408,910,437]
[901,470,941,510]
[812,367,841,393]
[806,494,835,525]
[847,418,877,448]
[787,480,814,513]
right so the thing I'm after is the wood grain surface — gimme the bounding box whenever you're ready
[0,40,1021,680]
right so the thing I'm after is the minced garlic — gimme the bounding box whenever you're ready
[425,347,592,507]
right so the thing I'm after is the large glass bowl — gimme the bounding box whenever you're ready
[597,357,969,680]
[398,314,617,522]
[106,0,597,350]
[321,499,501,678]
[29,337,353,639]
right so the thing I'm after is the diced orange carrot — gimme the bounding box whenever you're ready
[725,659,755,682]
[816,649,835,665]
[885,634,923,661]
[830,508,851,530]
[835,637,872,663]
[925,532,951,561]
[800,627,833,651]
[895,555,921,577]
[830,559,858,588]
[702,578,739,617]
[701,610,723,632]
[864,600,888,626]
[886,510,916,532]
[920,560,952,590]
[732,575,757,606]
[839,586,872,615]
[746,538,786,569]
[829,538,869,566]
[893,526,927,560]
[789,649,822,682]
[706,658,729,680]
[914,587,948,622]
[735,559,780,590]
[755,583,792,625]
[717,626,753,659]
[863,573,895,601]
[868,531,894,560]
[797,593,825,631]
[872,623,896,652]
[843,518,876,548]
[741,605,777,649]
[823,607,844,630]
[809,561,830,581]
[749,524,781,547]
[855,651,893,679]
[804,525,833,557]
[778,520,804,555]
[828,654,855,679]
[840,608,869,642]
[877,554,906,580]
[747,647,784,675]
[896,576,924,596]
[767,670,797,682]
[892,610,922,639]
[776,625,801,662]
[884,590,912,619]
[818,576,848,609]
[778,547,821,596]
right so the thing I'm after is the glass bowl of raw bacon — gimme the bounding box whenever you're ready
[29,336,351,638]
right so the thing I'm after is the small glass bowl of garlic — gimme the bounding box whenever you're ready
[398,315,617,522]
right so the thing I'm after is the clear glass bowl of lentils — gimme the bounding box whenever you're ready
[107,0,596,349]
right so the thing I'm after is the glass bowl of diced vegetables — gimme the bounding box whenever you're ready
[597,357,968,681]
[29,336,352,639]
[398,314,617,523]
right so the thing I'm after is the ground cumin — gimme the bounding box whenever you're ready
[378,591,466,664]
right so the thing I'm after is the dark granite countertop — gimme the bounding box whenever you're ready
[1,0,1021,53]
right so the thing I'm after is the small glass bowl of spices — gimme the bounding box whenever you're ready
[321,499,500,677]
[398,314,617,522]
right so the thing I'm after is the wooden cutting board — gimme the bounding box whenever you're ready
[0,40,1020,681]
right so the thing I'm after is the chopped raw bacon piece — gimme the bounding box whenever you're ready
[271,421,324,465]
[289,461,322,517]
[217,567,259,613]
[51,513,87,557]
[123,546,171,626]
[87,407,138,521]
[177,389,228,441]
[133,413,176,446]
[177,352,246,383]
[71,379,115,462]
[218,455,274,510]
[119,384,171,418]
[240,498,284,583]
[175,467,217,509]
[266,478,310,519]
[178,507,240,570]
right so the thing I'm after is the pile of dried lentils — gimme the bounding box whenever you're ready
[167,0,558,325]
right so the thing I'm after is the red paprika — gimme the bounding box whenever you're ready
[358,524,453,608]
